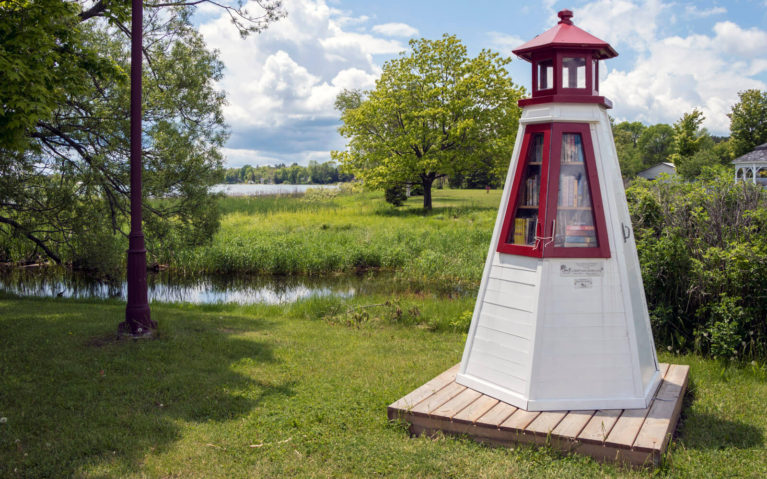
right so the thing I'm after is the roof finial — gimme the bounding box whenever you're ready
[558,9,574,25]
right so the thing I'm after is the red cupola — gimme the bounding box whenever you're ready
[514,10,617,108]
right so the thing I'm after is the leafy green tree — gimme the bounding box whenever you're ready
[332,34,524,209]
[728,89,767,157]
[612,120,646,177]
[0,1,284,269]
[671,109,708,160]
[637,123,674,167]
[669,109,715,179]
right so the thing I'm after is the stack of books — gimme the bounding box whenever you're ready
[558,174,590,207]
[513,217,537,245]
[564,224,596,247]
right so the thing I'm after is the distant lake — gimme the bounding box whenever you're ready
[210,183,339,196]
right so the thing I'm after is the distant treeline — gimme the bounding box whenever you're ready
[223,161,354,184]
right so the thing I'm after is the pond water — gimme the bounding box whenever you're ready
[0,267,468,305]
[210,183,339,196]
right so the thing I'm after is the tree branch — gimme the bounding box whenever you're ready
[0,215,62,264]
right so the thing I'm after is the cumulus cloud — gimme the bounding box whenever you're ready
[487,32,526,53]
[577,0,668,52]
[577,0,767,134]
[197,0,402,166]
[371,22,419,37]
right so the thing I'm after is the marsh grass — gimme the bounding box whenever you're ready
[168,189,501,285]
[1,295,766,478]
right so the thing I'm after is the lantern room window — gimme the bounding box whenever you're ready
[537,59,554,91]
[562,57,587,89]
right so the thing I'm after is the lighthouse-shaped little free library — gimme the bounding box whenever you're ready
[456,10,661,411]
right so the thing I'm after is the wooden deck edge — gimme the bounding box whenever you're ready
[387,363,690,467]
[403,413,658,467]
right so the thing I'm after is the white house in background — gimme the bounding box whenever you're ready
[456,10,660,412]
[637,162,676,180]
[733,143,767,185]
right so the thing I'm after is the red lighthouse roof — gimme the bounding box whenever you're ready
[513,10,618,62]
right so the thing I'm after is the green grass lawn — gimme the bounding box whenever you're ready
[169,188,502,286]
[2,296,766,478]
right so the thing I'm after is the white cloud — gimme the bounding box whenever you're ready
[712,21,767,58]
[576,0,668,52]
[487,32,525,54]
[197,0,406,166]
[371,22,419,37]
[601,17,767,134]
[684,5,726,17]
[566,0,767,134]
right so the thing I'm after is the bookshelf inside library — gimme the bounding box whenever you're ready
[554,133,598,248]
[507,133,544,246]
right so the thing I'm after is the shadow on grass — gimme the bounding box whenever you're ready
[677,376,763,450]
[0,300,293,477]
[681,412,764,449]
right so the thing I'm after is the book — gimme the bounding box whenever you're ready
[513,218,526,245]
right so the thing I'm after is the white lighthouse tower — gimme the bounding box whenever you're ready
[457,10,661,411]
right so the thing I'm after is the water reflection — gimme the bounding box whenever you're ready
[0,267,467,305]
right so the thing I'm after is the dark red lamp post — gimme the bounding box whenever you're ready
[119,0,156,337]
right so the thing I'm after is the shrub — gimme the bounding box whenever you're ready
[384,185,407,206]
[627,171,767,358]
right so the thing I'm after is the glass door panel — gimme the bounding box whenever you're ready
[497,124,550,257]
[554,133,598,248]
[507,133,543,246]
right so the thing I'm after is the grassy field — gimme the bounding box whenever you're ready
[2,295,766,478]
[168,188,502,286]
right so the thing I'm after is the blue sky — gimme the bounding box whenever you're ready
[194,0,767,168]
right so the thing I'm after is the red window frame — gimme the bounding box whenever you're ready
[497,122,610,259]
[497,124,551,257]
[543,123,610,258]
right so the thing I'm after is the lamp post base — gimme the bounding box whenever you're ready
[119,303,156,338]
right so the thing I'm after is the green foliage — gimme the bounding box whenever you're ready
[612,120,646,176]
[332,34,524,209]
[0,0,100,151]
[728,89,767,157]
[384,184,408,206]
[637,123,675,167]
[627,172,767,358]
[675,149,724,180]
[1,5,227,270]
[670,109,709,165]
[611,120,676,178]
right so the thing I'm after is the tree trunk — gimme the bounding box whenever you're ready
[422,176,434,210]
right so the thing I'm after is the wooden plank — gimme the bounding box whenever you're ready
[452,395,499,425]
[475,401,517,428]
[551,410,594,439]
[578,409,623,444]
[605,363,671,448]
[633,364,690,452]
[501,409,540,431]
[410,381,465,417]
[525,411,568,435]
[388,364,459,415]
[432,388,483,419]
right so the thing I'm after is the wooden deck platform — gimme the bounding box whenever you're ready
[388,363,689,466]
